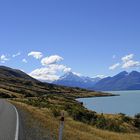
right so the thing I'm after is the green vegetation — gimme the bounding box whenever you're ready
[13,94,140,133]
[12,101,140,140]
[134,113,140,129]
[0,66,113,98]
[1,66,140,139]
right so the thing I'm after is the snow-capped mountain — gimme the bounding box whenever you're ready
[53,72,101,89]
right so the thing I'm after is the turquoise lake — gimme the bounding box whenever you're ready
[77,90,140,116]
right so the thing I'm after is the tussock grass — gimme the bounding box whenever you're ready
[13,96,139,133]
[0,88,23,98]
[11,101,140,140]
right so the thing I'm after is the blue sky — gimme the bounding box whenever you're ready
[0,0,140,82]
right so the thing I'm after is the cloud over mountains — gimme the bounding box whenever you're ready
[1,51,140,83]
[29,54,71,82]
[41,55,63,66]
[109,54,140,70]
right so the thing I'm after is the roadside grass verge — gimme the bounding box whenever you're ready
[10,101,140,140]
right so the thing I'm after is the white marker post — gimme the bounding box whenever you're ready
[59,112,64,140]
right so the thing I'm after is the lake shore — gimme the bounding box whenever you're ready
[11,90,140,135]
[75,91,119,99]
[77,90,140,116]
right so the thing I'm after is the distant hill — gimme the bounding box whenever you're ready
[53,72,101,89]
[93,71,140,91]
[0,66,38,82]
[0,66,99,98]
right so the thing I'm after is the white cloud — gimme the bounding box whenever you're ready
[121,54,140,69]
[121,54,134,62]
[41,55,63,66]
[122,60,140,68]
[30,69,59,82]
[29,64,71,82]
[109,63,120,70]
[29,67,59,82]
[0,55,9,63]
[22,58,27,63]
[12,52,21,58]
[29,53,71,82]
[28,51,43,59]
[109,54,140,70]
[48,64,71,73]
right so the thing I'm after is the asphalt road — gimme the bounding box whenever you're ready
[0,99,19,140]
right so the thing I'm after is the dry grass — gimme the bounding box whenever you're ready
[11,101,140,140]
[0,88,23,98]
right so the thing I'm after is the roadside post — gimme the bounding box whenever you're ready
[59,112,65,140]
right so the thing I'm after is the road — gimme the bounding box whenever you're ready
[0,99,19,140]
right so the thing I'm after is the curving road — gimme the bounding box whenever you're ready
[0,99,19,140]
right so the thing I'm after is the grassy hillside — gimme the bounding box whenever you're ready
[11,101,140,140]
[0,66,110,98]
[0,66,140,139]
[12,94,140,133]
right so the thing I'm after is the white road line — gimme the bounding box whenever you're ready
[13,105,19,140]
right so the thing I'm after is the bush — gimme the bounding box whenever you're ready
[119,113,132,123]
[64,104,97,124]
[96,114,124,132]
[52,108,61,117]
[0,92,11,98]
[134,118,140,128]
[96,114,108,129]
[135,113,140,119]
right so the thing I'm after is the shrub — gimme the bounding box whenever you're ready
[96,114,108,129]
[52,108,61,117]
[0,92,11,98]
[96,114,124,132]
[134,118,140,128]
[119,113,132,123]
[135,113,140,119]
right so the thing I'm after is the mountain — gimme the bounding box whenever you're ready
[93,71,140,91]
[0,66,98,98]
[53,72,101,89]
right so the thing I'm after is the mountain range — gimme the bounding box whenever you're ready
[1,65,140,93]
[53,71,140,91]
[53,72,101,89]
[93,71,140,91]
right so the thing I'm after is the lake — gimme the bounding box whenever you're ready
[77,90,140,116]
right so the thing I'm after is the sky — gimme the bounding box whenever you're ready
[0,0,140,82]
